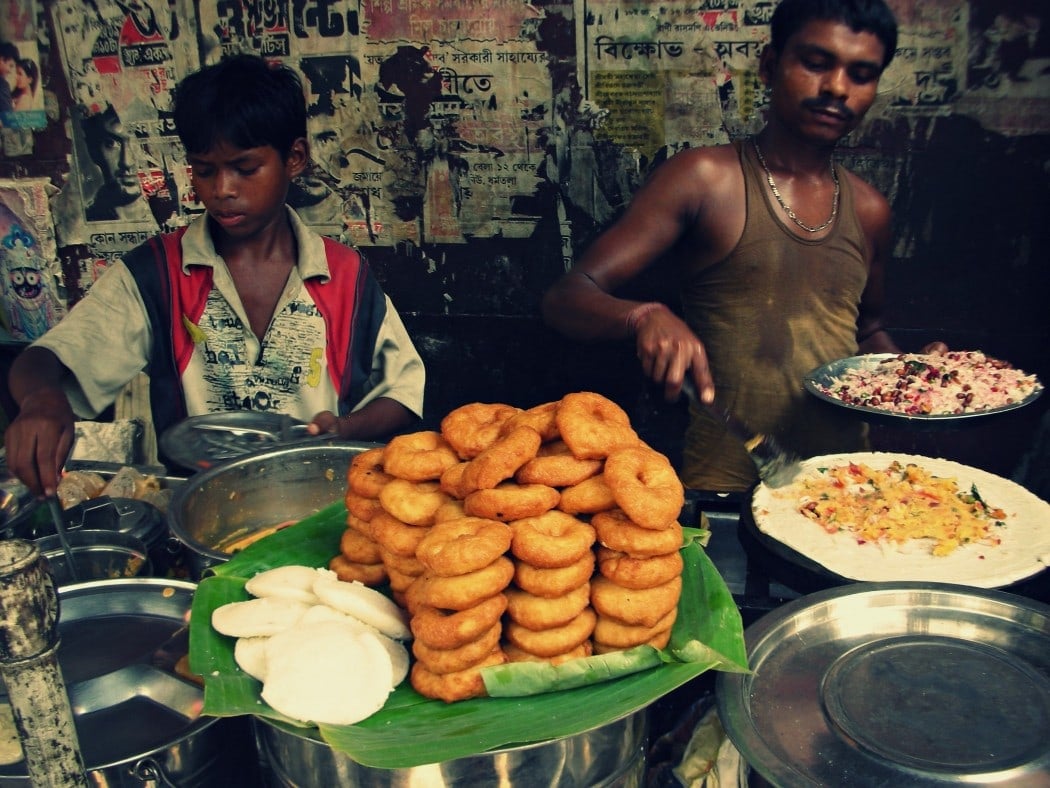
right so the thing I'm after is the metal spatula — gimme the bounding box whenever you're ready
[681,379,802,488]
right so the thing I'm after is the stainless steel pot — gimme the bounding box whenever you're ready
[167,442,378,579]
[254,708,648,787]
[0,578,258,786]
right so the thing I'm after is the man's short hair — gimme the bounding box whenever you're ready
[172,54,307,160]
[0,41,19,62]
[770,0,899,70]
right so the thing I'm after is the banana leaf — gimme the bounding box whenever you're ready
[188,502,748,769]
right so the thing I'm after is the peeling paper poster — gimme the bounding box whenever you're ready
[0,179,66,341]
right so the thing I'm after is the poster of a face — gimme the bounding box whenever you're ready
[0,38,45,130]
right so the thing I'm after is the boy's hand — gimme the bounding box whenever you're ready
[307,411,342,438]
[4,388,76,497]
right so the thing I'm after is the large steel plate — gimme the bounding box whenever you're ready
[803,353,1043,425]
[716,582,1050,787]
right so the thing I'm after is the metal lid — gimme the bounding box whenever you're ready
[0,578,211,777]
[716,582,1050,787]
[159,412,316,472]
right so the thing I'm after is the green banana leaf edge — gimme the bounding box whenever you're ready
[188,502,748,769]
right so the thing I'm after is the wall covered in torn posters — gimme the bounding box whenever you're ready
[0,0,1047,474]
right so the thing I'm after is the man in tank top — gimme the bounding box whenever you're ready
[542,0,945,492]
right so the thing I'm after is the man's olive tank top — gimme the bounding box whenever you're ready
[680,140,869,491]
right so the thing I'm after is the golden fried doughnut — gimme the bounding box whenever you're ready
[434,499,468,523]
[555,392,640,460]
[557,473,617,515]
[503,640,593,665]
[387,565,422,597]
[603,445,684,530]
[462,426,542,491]
[328,554,387,586]
[513,551,596,597]
[378,479,452,526]
[592,510,684,557]
[415,518,513,577]
[415,557,515,610]
[510,511,596,569]
[378,546,425,578]
[345,512,375,538]
[464,482,560,521]
[440,403,522,459]
[344,489,382,522]
[590,575,682,628]
[347,447,393,498]
[593,606,678,649]
[339,527,382,564]
[514,440,602,487]
[412,621,503,675]
[593,628,672,654]
[596,547,683,590]
[503,608,596,658]
[505,582,591,630]
[499,401,561,442]
[410,594,508,650]
[370,511,431,558]
[439,462,474,499]
[384,431,460,482]
[410,648,506,703]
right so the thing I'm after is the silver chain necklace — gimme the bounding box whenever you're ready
[752,137,839,233]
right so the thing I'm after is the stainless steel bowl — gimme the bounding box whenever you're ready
[254,707,648,787]
[37,529,151,586]
[167,442,378,579]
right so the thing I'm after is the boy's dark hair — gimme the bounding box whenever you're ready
[0,41,18,61]
[770,0,899,70]
[172,54,307,159]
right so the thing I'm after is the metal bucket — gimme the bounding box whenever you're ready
[167,442,378,579]
[36,529,152,586]
[254,708,648,787]
[0,578,258,786]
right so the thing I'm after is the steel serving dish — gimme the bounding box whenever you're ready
[803,353,1044,425]
[254,707,648,787]
[0,578,257,786]
[168,442,378,579]
[36,529,151,586]
[716,582,1050,787]
[159,412,323,472]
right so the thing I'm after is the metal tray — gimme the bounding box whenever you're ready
[803,354,1044,425]
[716,583,1050,787]
[0,579,204,777]
[159,412,328,472]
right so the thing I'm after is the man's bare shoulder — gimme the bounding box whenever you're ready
[841,166,892,231]
[640,142,743,211]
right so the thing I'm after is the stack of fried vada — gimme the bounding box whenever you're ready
[335,447,392,587]
[330,391,687,703]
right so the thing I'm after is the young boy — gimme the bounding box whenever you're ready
[5,55,424,496]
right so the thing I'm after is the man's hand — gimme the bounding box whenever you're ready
[628,303,715,404]
[4,387,76,497]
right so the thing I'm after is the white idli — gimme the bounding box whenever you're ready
[234,636,269,681]
[211,597,311,638]
[261,622,394,726]
[312,577,411,640]
[245,565,335,605]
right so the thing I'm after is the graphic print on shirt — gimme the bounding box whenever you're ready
[195,288,327,414]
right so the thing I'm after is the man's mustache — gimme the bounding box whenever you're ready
[802,98,855,121]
